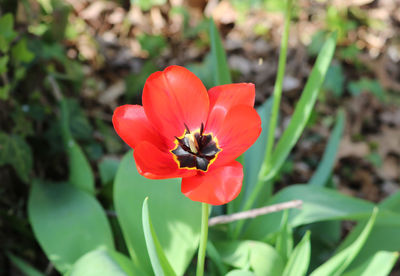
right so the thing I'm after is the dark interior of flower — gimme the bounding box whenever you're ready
[171,123,221,171]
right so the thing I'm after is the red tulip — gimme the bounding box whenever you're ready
[113,65,261,205]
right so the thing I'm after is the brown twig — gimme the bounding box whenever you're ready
[208,200,303,227]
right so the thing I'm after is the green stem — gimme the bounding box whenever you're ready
[263,0,293,176]
[232,0,293,239]
[196,203,209,276]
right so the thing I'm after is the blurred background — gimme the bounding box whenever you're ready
[0,0,399,274]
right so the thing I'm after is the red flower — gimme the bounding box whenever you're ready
[113,65,261,205]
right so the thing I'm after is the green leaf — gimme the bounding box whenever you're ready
[215,240,284,276]
[7,252,45,276]
[282,231,311,276]
[0,84,11,100]
[229,98,273,215]
[137,34,167,58]
[342,251,398,276]
[323,63,344,97]
[310,207,378,276]
[242,98,273,205]
[263,31,337,182]
[142,197,176,276]
[244,185,374,241]
[209,19,231,86]
[28,180,114,273]
[275,210,293,262]
[348,78,386,101]
[11,38,34,64]
[0,55,9,74]
[125,61,157,101]
[186,53,215,89]
[0,13,17,52]
[114,151,201,275]
[0,132,33,182]
[67,141,95,194]
[65,98,93,141]
[60,99,95,194]
[69,248,143,276]
[334,210,400,271]
[132,0,166,11]
[226,270,256,276]
[309,110,345,186]
[98,157,120,186]
[96,119,123,154]
[206,241,228,275]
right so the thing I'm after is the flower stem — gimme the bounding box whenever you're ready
[196,203,209,276]
[232,0,293,239]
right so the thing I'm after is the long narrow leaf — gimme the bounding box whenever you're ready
[309,109,345,186]
[7,253,45,276]
[275,210,293,262]
[310,207,378,276]
[209,19,231,86]
[342,251,398,276]
[142,197,176,276]
[282,231,311,276]
[263,31,337,182]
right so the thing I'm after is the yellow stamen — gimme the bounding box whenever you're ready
[185,133,199,154]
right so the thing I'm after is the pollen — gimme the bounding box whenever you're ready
[185,133,199,154]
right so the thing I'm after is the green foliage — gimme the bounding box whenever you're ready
[142,198,177,276]
[124,61,157,101]
[11,38,35,64]
[310,208,378,276]
[323,63,345,97]
[7,253,45,276]
[0,13,17,52]
[215,240,284,276]
[209,19,232,86]
[132,0,167,11]
[28,180,114,274]
[309,110,345,186]
[114,152,201,275]
[342,251,398,276]
[261,31,337,183]
[0,132,33,182]
[325,6,357,41]
[244,185,374,241]
[282,231,311,276]
[138,34,167,58]
[275,210,293,262]
[348,78,386,101]
[60,99,95,195]
[68,248,143,276]
[98,157,120,186]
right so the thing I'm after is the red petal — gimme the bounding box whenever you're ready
[206,83,255,133]
[142,65,209,148]
[181,161,243,205]
[134,141,196,179]
[112,105,164,149]
[211,105,261,167]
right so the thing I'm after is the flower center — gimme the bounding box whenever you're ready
[171,123,222,172]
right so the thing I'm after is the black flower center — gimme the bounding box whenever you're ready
[171,123,221,172]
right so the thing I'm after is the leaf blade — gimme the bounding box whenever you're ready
[309,109,345,186]
[28,180,114,273]
[142,198,176,276]
[310,207,378,276]
[282,231,311,276]
[209,19,231,86]
[264,31,338,182]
